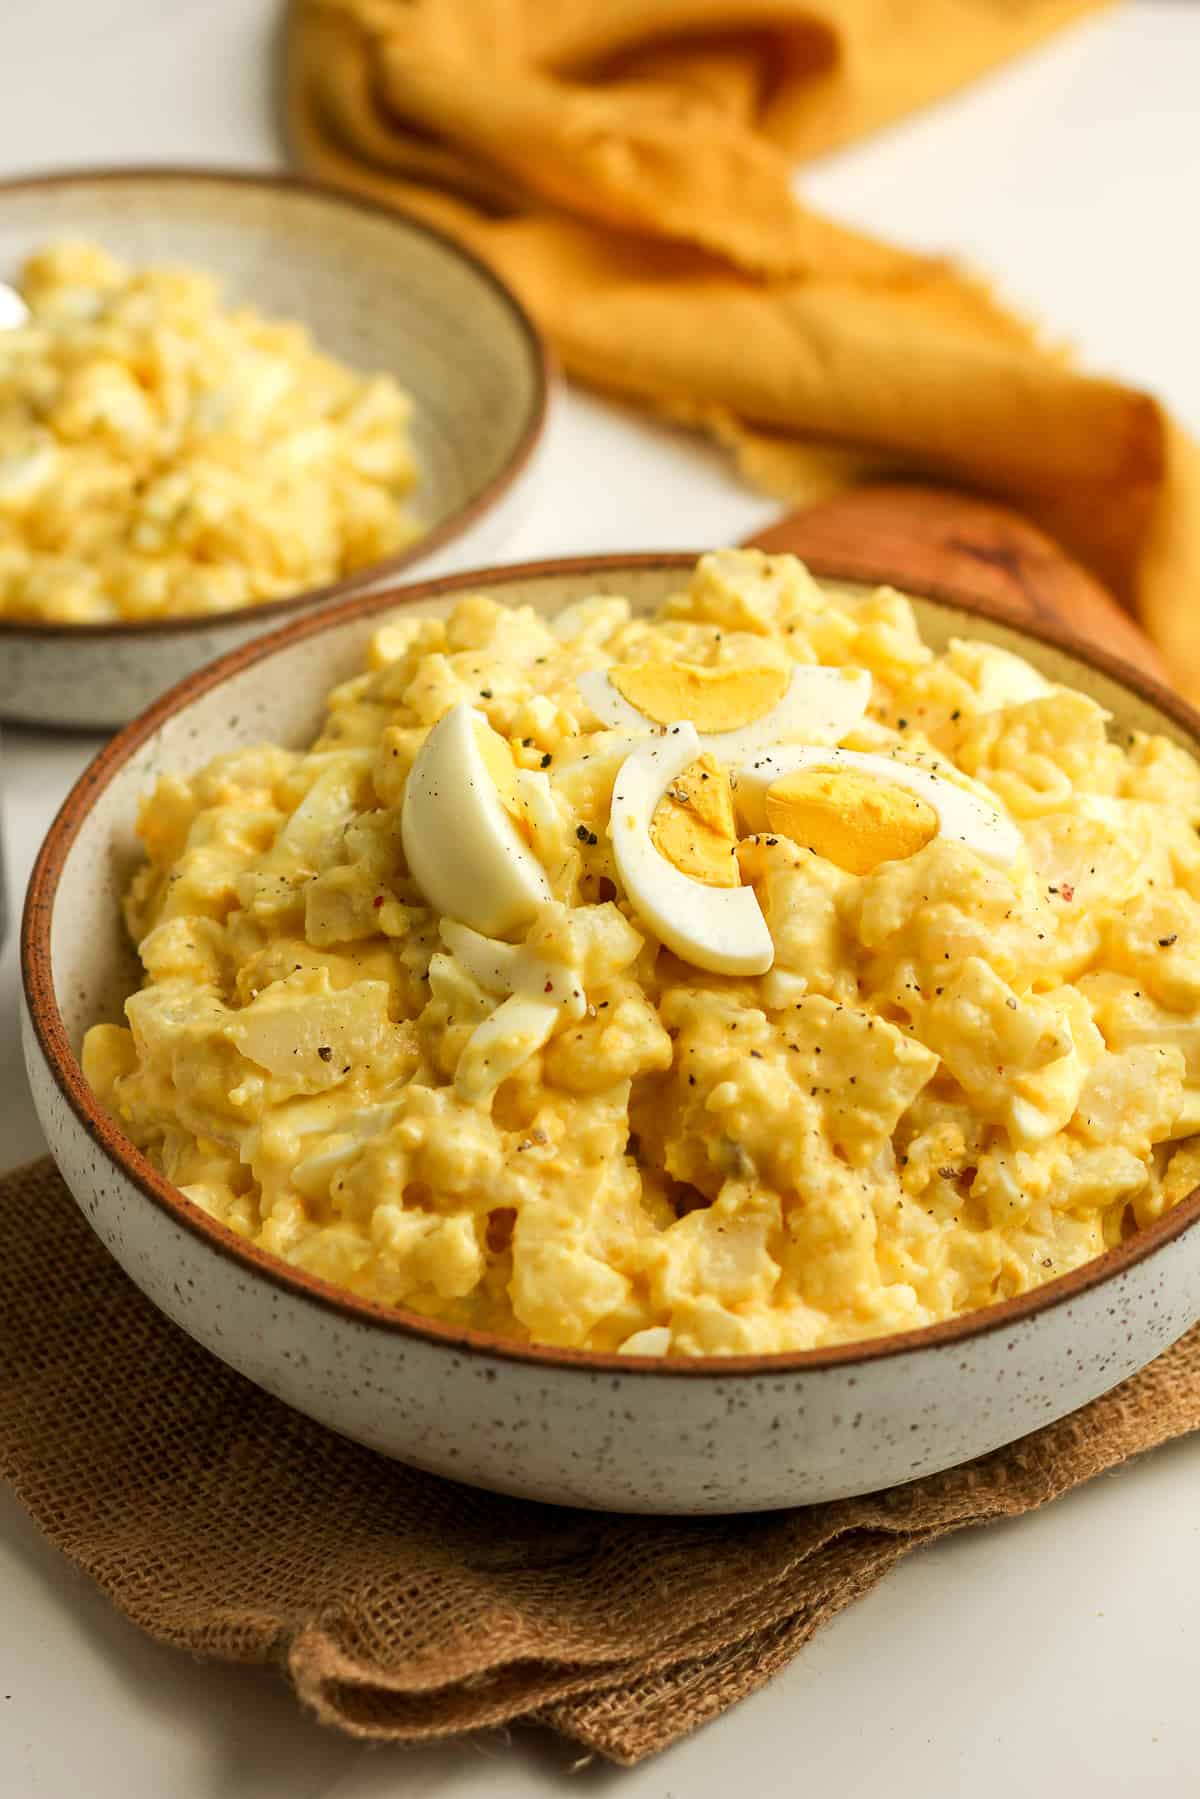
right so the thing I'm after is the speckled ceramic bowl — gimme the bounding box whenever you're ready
[0,168,551,730]
[21,555,1200,1514]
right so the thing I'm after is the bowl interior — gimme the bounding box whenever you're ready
[0,171,542,546]
[45,559,1200,1058]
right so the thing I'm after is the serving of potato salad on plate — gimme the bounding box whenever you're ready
[0,241,420,623]
[83,550,1200,1356]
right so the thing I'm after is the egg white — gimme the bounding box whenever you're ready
[401,702,552,937]
[437,918,588,1103]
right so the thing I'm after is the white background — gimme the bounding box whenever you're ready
[3,3,1200,1794]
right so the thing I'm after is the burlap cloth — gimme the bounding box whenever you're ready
[3,1156,1198,1766]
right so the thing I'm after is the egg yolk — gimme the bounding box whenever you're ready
[473,719,533,842]
[650,754,741,888]
[609,661,788,733]
[764,769,938,875]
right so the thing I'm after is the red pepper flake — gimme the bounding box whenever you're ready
[1060,881,1075,903]
[544,978,554,992]
[373,894,385,908]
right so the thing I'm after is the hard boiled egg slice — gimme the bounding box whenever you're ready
[575,660,871,759]
[611,723,774,976]
[737,746,1022,870]
[401,702,551,936]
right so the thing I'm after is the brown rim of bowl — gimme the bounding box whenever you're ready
[0,164,553,641]
[22,550,1200,1377]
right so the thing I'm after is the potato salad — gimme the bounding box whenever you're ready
[84,551,1200,1355]
[0,241,419,622]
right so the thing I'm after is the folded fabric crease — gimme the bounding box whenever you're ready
[2,1159,1197,1765]
[286,0,1200,702]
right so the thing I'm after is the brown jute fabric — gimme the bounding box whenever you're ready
[3,1155,1199,1766]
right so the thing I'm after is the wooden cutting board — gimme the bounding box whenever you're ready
[743,484,1168,687]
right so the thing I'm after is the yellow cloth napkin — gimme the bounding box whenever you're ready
[286,0,1200,701]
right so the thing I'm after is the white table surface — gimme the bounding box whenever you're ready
[3,4,1200,1793]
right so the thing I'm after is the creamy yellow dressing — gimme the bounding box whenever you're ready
[0,241,419,623]
[83,550,1200,1355]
